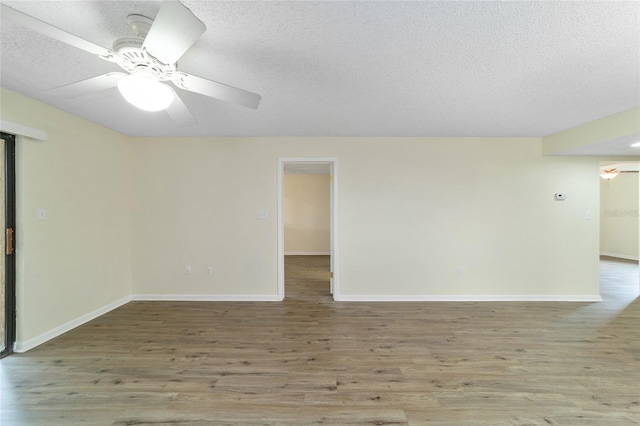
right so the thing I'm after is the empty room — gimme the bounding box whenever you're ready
[0,1,639,425]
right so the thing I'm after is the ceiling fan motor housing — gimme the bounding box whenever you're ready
[112,37,176,81]
[109,14,176,81]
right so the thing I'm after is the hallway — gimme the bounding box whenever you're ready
[284,255,331,302]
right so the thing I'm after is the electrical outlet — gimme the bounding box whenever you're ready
[185,265,192,275]
[455,266,463,276]
[206,266,213,276]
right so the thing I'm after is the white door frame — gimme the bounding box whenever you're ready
[278,157,339,300]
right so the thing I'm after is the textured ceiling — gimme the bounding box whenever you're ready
[0,1,639,140]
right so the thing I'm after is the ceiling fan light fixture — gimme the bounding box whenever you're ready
[117,74,174,111]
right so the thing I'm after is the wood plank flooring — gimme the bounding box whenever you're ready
[1,256,638,425]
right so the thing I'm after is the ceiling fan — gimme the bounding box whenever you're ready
[1,0,262,126]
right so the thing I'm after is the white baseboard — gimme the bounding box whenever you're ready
[13,293,280,352]
[14,295,133,353]
[334,294,602,302]
[131,294,280,302]
[600,252,639,261]
[12,289,603,353]
[284,252,330,256]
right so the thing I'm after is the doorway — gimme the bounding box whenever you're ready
[599,161,640,297]
[278,158,338,301]
[1,132,16,359]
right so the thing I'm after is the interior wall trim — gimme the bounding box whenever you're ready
[13,295,132,353]
[131,294,280,302]
[0,120,48,142]
[335,294,603,302]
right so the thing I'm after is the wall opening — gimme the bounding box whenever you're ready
[599,161,640,297]
[278,158,338,301]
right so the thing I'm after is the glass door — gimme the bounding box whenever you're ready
[1,132,16,359]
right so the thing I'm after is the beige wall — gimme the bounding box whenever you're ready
[1,88,133,348]
[130,138,279,297]
[131,136,600,299]
[284,174,330,254]
[600,172,639,260]
[2,88,606,349]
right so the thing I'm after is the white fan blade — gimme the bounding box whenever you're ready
[1,4,112,57]
[173,73,261,109]
[166,90,197,126]
[43,73,127,98]
[142,0,206,65]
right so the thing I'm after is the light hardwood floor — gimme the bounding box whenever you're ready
[1,256,638,425]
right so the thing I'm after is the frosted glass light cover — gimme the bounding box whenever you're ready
[118,74,174,112]
[599,169,619,180]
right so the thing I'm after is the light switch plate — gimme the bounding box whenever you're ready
[258,209,269,220]
[37,208,47,221]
